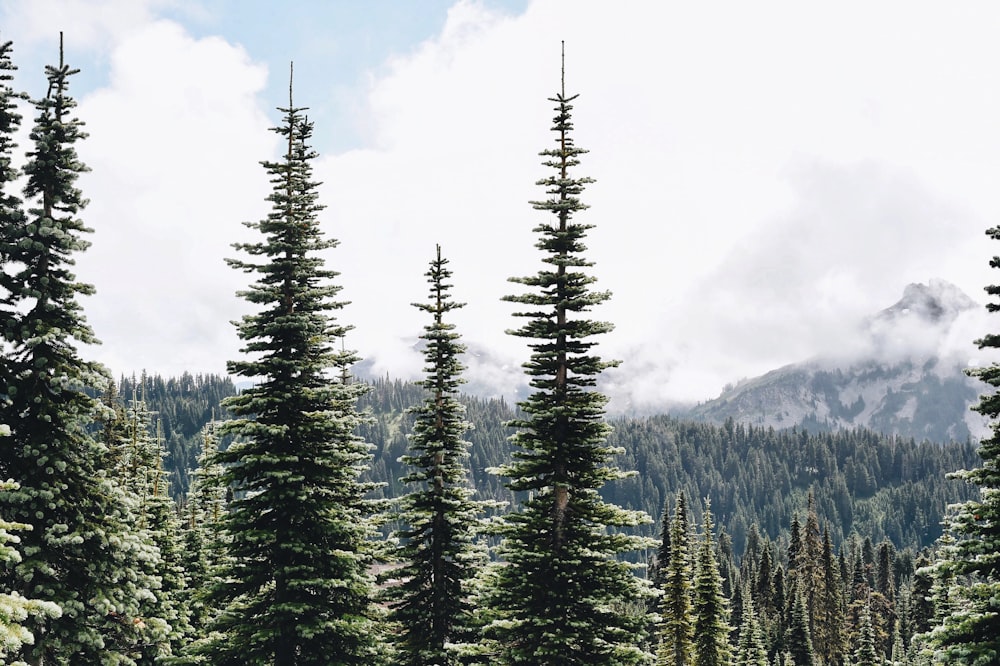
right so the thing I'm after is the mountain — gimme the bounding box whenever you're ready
[689,280,991,442]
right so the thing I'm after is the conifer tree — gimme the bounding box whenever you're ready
[384,245,489,665]
[692,501,731,666]
[924,308,1000,666]
[815,527,844,666]
[0,426,62,663]
[486,47,653,665]
[853,599,879,666]
[652,498,673,590]
[0,37,24,248]
[735,589,769,666]
[0,35,154,664]
[201,71,380,665]
[178,419,230,658]
[786,592,816,666]
[658,492,694,666]
[121,389,191,663]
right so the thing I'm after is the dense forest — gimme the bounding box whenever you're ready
[2,34,999,666]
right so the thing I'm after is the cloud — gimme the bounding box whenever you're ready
[72,18,274,376]
[6,0,1000,409]
[1,0,173,54]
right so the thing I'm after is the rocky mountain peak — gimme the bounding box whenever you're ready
[874,279,977,325]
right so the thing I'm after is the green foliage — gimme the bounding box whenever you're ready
[199,82,381,665]
[0,37,158,664]
[117,372,237,498]
[693,501,731,666]
[658,492,694,666]
[382,246,491,665]
[485,63,654,665]
[921,224,1000,664]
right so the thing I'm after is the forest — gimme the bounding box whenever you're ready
[2,34,1000,666]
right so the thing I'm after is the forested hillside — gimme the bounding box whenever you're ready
[142,373,980,558]
[113,372,237,497]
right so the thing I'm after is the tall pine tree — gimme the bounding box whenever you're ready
[384,245,489,665]
[922,222,1000,663]
[692,500,731,666]
[0,35,154,664]
[200,70,380,665]
[658,492,694,666]
[485,46,653,665]
[0,426,61,663]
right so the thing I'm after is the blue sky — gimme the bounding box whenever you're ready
[3,1,1000,408]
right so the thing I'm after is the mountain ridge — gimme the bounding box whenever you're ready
[689,279,990,442]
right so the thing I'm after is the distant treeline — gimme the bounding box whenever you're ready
[136,372,979,558]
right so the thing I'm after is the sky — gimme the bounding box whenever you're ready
[3,0,1000,409]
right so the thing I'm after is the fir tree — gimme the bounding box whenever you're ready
[786,591,816,666]
[121,388,191,663]
[0,36,24,254]
[735,589,769,666]
[853,599,879,666]
[486,47,653,665]
[177,419,230,658]
[384,245,489,665]
[0,35,154,664]
[921,216,1000,662]
[692,501,731,666]
[201,71,380,665]
[0,425,61,664]
[658,492,694,666]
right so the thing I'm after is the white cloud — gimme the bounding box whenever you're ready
[2,0,174,53]
[73,18,275,376]
[7,0,1000,406]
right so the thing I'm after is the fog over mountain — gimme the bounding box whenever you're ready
[358,277,998,444]
[684,279,994,442]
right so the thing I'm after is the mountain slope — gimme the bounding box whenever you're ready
[690,280,990,442]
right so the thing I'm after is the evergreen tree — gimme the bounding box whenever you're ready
[178,419,230,657]
[920,217,1000,662]
[658,492,694,666]
[652,498,673,589]
[201,73,380,665]
[815,527,844,666]
[786,591,816,666]
[0,425,61,664]
[735,589,769,666]
[0,36,24,252]
[121,389,191,663]
[692,501,731,666]
[486,49,653,665]
[383,245,489,665]
[0,35,154,664]
[853,599,879,666]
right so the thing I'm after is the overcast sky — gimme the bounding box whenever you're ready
[3,0,1000,408]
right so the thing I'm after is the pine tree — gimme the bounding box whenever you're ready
[0,36,24,256]
[815,527,844,666]
[384,245,489,665]
[485,47,653,665]
[853,599,879,666]
[735,589,769,666]
[692,501,731,666]
[652,498,673,590]
[178,419,230,656]
[121,387,191,663]
[786,591,816,666]
[658,492,694,666]
[921,215,1000,662]
[200,71,380,665]
[0,425,62,663]
[0,35,155,664]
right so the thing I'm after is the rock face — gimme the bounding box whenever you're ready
[690,280,991,443]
